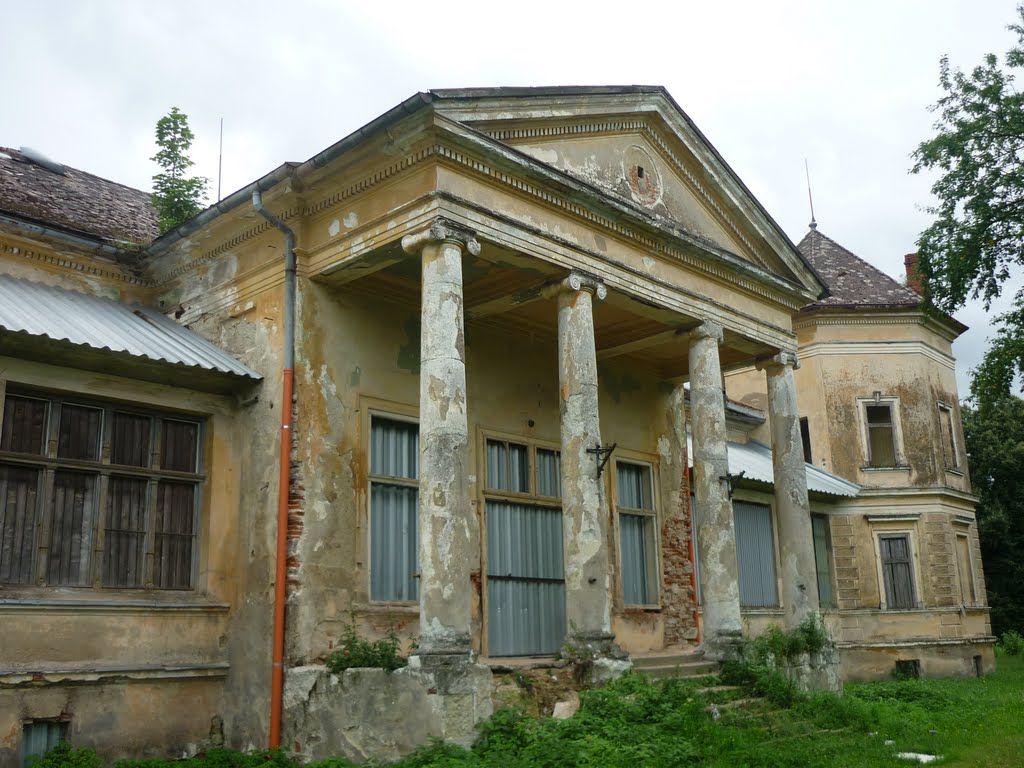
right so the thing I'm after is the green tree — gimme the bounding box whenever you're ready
[962,396,1024,635]
[912,6,1024,404]
[151,107,208,234]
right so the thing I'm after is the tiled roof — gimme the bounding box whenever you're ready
[797,228,919,308]
[0,273,260,380]
[0,147,158,247]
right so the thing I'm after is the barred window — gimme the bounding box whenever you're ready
[0,392,203,590]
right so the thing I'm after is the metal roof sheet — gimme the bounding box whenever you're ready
[0,274,261,380]
[687,435,859,498]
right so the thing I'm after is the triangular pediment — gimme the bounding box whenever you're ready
[431,87,823,296]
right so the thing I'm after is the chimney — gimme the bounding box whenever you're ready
[904,253,923,295]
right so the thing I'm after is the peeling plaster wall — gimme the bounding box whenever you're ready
[280,283,701,662]
[0,679,225,766]
[0,357,244,764]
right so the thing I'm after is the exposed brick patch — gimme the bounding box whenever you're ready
[286,398,305,593]
[660,440,698,645]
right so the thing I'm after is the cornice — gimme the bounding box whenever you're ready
[148,208,302,286]
[797,340,956,371]
[147,133,806,313]
[430,142,806,312]
[0,237,150,287]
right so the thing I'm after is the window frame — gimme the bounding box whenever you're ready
[857,395,907,470]
[954,529,977,606]
[871,526,922,610]
[479,428,565,657]
[612,455,661,610]
[937,401,962,472]
[0,388,204,592]
[811,512,835,610]
[731,497,780,609]
[366,409,421,605]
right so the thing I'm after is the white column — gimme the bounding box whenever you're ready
[763,351,818,629]
[557,272,615,650]
[402,220,480,655]
[688,320,742,653]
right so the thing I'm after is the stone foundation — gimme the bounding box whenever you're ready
[284,658,492,764]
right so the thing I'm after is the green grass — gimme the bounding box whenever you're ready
[34,655,1024,767]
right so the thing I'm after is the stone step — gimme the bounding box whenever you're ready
[632,657,719,680]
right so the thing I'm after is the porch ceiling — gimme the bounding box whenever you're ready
[339,241,776,380]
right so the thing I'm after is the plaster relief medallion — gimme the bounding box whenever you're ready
[624,145,662,207]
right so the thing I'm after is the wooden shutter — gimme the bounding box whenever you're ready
[880,535,915,609]
[0,465,40,584]
[47,471,96,586]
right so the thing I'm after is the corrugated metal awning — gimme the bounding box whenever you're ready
[0,274,261,381]
[687,435,859,498]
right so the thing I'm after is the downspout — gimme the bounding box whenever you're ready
[253,191,295,749]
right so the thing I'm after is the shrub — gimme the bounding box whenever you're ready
[326,624,407,673]
[28,743,102,768]
[998,629,1024,656]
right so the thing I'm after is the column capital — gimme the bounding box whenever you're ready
[756,350,800,373]
[402,218,481,257]
[689,320,723,345]
[560,271,608,301]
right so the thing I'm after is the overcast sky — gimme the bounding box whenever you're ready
[5,0,1021,396]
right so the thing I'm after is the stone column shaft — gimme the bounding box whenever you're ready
[557,272,614,647]
[688,321,742,651]
[402,221,480,655]
[764,352,818,629]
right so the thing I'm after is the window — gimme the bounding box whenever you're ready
[800,417,813,464]
[733,501,778,607]
[368,415,419,602]
[938,403,960,470]
[615,461,658,606]
[0,392,202,590]
[956,532,976,605]
[812,515,833,609]
[879,534,916,609]
[21,721,68,767]
[484,437,565,656]
[865,403,898,467]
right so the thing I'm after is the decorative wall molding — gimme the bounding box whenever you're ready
[0,238,150,287]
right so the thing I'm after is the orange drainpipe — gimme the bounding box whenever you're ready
[253,191,296,749]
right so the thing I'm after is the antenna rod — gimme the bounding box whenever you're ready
[805,158,817,230]
[217,118,224,202]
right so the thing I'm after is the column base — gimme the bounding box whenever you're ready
[406,652,493,748]
[781,643,843,693]
[562,631,632,685]
[700,629,744,662]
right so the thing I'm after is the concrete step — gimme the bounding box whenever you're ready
[632,653,719,680]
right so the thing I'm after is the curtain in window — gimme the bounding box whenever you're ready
[620,513,653,604]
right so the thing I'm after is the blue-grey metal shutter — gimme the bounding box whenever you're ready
[369,418,419,601]
[486,501,565,656]
[733,501,778,607]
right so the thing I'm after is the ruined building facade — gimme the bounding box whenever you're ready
[0,88,992,765]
